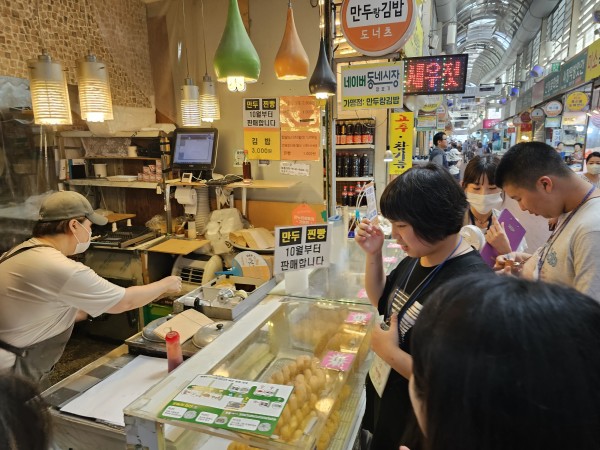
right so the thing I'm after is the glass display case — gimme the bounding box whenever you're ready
[124,297,376,450]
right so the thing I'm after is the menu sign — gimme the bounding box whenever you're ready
[243,98,281,161]
[274,224,330,274]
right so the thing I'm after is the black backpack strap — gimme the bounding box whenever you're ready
[0,244,53,265]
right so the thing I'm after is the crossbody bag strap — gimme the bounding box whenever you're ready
[0,244,53,265]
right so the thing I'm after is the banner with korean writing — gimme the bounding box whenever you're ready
[341,62,403,110]
[274,224,330,275]
[243,98,281,160]
[280,96,321,161]
[388,112,414,175]
[585,38,600,82]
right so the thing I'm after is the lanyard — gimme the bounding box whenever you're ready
[537,185,596,278]
[468,210,492,230]
[388,237,463,319]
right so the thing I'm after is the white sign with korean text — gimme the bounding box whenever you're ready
[243,98,280,128]
[280,161,310,177]
[274,224,331,275]
[342,62,403,110]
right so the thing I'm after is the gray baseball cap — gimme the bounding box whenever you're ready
[39,191,108,225]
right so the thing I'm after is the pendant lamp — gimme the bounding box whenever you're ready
[28,50,73,125]
[179,0,202,127]
[76,53,114,122]
[199,0,220,121]
[214,0,261,92]
[181,78,202,126]
[275,0,309,80]
[384,148,394,162]
[309,37,337,99]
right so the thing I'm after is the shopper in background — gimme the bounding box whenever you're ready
[581,151,600,188]
[355,164,491,450]
[408,275,600,450]
[0,374,52,449]
[0,191,183,388]
[428,132,449,170]
[494,142,600,301]
[462,155,513,255]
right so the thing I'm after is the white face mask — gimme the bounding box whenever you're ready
[466,192,503,215]
[73,221,92,254]
[587,165,600,175]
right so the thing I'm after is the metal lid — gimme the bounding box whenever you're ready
[192,321,232,348]
[141,315,172,343]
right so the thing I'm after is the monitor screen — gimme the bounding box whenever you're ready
[172,128,218,170]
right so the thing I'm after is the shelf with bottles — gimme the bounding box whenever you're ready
[335,151,373,179]
[337,181,370,208]
[335,118,376,146]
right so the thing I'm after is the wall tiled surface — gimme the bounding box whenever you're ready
[0,0,154,108]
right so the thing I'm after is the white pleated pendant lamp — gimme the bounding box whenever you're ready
[76,53,114,122]
[200,74,220,122]
[28,50,72,126]
[181,78,202,127]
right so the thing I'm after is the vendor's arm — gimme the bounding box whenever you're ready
[107,276,182,313]
[371,314,412,379]
[355,218,386,308]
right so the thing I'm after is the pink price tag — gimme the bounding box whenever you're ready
[387,243,402,249]
[345,311,373,325]
[320,351,356,372]
[357,288,368,299]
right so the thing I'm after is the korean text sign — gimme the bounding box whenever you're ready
[274,224,331,275]
[243,98,281,161]
[341,62,403,110]
[403,54,468,95]
[279,96,321,161]
[388,112,414,176]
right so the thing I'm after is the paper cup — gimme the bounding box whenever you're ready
[93,163,107,178]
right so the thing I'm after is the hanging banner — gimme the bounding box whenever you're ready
[436,104,447,121]
[403,15,423,58]
[520,123,532,132]
[543,100,563,117]
[243,98,281,160]
[543,72,561,100]
[340,0,417,57]
[279,96,320,161]
[388,111,414,175]
[545,116,562,128]
[565,91,589,112]
[341,62,403,110]
[418,94,443,112]
[416,115,436,130]
[482,119,501,129]
[531,108,545,120]
[559,49,588,91]
[585,38,600,82]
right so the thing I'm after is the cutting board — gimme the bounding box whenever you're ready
[148,237,210,255]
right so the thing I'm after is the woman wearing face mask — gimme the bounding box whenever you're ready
[581,151,600,188]
[462,155,513,255]
[0,191,183,388]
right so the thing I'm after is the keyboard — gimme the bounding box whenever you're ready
[91,226,157,248]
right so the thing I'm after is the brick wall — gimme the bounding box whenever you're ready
[0,0,154,108]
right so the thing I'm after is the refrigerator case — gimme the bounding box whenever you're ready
[124,297,376,450]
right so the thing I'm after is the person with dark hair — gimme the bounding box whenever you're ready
[0,374,52,449]
[495,141,600,300]
[355,164,491,450]
[0,191,183,388]
[462,155,516,255]
[581,151,600,188]
[408,274,600,450]
[428,132,448,169]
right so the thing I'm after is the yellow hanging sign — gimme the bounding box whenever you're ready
[388,112,414,175]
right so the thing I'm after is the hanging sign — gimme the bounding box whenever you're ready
[565,91,589,112]
[340,0,417,57]
[559,49,588,91]
[507,127,516,133]
[403,54,469,95]
[436,104,447,121]
[531,108,545,120]
[274,224,330,274]
[418,94,443,112]
[279,96,320,161]
[513,116,522,125]
[520,123,532,132]
[341,62,403,110]
[482,119,501,129]
[562,111,587,126]
[416,115,437,130]
[243,98,281,161]
[388,111,414,175]
[543,72,561,100]
[543,100,563,117]
[403,15,423,58]
[545,116,562,128]
[520,111,531,123]
[585,38,600,82]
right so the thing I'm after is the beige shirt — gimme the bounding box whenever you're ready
[0,239,125,370]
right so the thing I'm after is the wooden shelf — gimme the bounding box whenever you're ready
[65,179,158,189]
[82,156,161,160]
[167,179,299,189]
[336,144,375,150]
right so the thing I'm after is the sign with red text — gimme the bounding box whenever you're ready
[341,0,417,57]
[388,111,414,175]
[403,54,468,95]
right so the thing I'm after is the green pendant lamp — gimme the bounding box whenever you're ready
[214,0,261,92]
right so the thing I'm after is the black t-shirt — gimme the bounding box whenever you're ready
[367,250,491,450]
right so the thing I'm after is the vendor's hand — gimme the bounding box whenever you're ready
[486,216,511,255]
[355,218,385,255]
[162,275,183,293]
[371,313,399,362]
[494,251,531,275]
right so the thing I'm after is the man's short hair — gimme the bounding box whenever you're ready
[495,141,572,190]
[433,132,446,147]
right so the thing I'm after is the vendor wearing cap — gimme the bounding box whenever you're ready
[0,191,182,388]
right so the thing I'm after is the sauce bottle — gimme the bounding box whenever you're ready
[242,150,252,182]
[165,330,183,372]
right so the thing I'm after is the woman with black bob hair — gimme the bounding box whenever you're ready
[355,164,491,450]
[409,274,600,450]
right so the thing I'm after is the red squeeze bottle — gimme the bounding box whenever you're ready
[165,330,183,372]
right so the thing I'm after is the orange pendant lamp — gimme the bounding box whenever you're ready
[275,0,309,80]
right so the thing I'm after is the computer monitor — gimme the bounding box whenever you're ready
[171,128,218,175]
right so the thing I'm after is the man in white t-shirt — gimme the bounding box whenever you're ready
[495,142,600,301]
[0,191,182,388]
